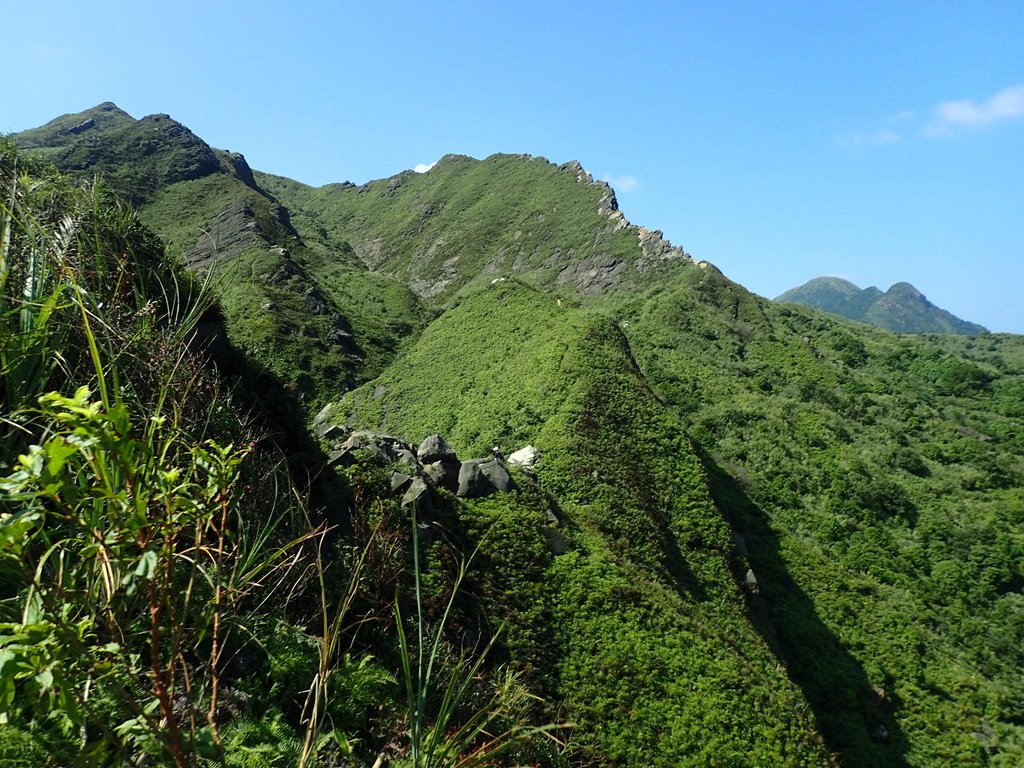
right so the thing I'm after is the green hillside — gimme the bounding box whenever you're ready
[255,152,691,302]
[7,104,1024,767]
[327,279,832,765]
[600,267,1024,765]
[777,276,988,335]
[15,104,429,407]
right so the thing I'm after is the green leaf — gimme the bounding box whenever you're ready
[134,550,158,581]
[34,668,53,693]
[0,650,16,679]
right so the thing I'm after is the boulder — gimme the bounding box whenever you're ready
[480,459,514,492]
[508,445,540,470]
[320,424,349,442]
[422,461,448,486]
[312,403,334,430]
[417,434,458,464]
[744,568,760,594]
[329,431,416,467]
[423,458,460,493]
[394,448,419,469]
[542,526,571,555]
[326,448,356,468]
[457,459,514,498]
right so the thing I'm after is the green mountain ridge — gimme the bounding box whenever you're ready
[777,276,988,335]
[7,103,1024,766]
[255,151,693,302]
[326,279,833,764]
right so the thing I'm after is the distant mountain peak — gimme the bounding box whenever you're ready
[776,276,987,334]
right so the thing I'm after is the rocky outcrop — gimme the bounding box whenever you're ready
[634,227,690,274]
[554,255,629,296]
[317,427,571,554]
[322,429,524,501]
[186,199,264,267]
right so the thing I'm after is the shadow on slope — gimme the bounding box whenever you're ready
[700,448,910,768]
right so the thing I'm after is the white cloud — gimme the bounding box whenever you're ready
[600,174,640,192]
[413,161,436,173]
[885,111,916,124]
[924,83,1024,137]
[835,129,903,148]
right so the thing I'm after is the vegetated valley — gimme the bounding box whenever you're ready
[1,103,1022,767]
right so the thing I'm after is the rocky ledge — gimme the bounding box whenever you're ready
[317,425,541,503]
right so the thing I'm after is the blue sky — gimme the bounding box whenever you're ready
[4,1,1023,331]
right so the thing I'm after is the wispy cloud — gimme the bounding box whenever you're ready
[923,83,1024,137]
[600,174,640,192]
[835,129,903,148]
[885,111,916,123]
[413,161,436,173]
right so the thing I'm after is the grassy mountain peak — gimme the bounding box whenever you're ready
[777,276,987,334]
[257,151,694,302]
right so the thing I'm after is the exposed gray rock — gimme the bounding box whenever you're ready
[456,460,488,498]
[479,459,514,492]
[634,227,690,273]
[744,568,760,594]
[326,448,355,468]
[542,526,570,555]
[402,477,430,509]
[186,199,263,267]
[422,461,447,486]
[394,448,420,468]
[418,434,457,464]
[66,118,95,135]
[390,472,413,492]
[320,424,349,442]
[332,431,415,466]
[457,459,514,498]
[555,255,628,296]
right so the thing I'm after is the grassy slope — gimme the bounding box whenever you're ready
[255,154,673,301]
[16,106,429,407]
[330,280,832,766]
[279,151,1023,765]
[600,266,1024,766]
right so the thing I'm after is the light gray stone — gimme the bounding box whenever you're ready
[508,445,540,469]
[417,434,457,464]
